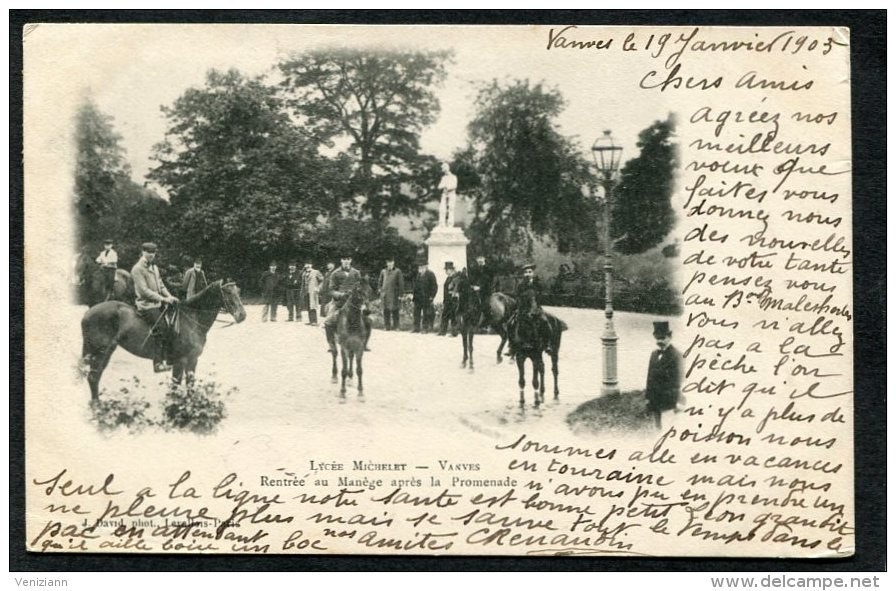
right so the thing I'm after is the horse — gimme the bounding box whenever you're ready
[73,252,134,307]
[79,280,246,401]
[510,289,567,407]
[329,284,371,396]
[485,292,517,363]
[449,271,481,369]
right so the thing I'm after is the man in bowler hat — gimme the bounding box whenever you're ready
[438,261,459,336]
[259,261,281,322]
[411,258,438,333]
[645,321,683,429]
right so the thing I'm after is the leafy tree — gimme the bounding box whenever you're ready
[148,69,350,280]
[278,48,451,221]
[458,80,599,257]
[612,115,678,255]
[73,98,133,246]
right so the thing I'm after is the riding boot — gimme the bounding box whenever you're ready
[152,340,171,373]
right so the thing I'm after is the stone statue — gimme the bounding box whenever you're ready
[437,161,458,228]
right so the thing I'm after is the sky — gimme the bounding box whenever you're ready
[40,24,672,184]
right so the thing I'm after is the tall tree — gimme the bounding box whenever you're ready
[73,97,132,245]
[612,116,678,255]
[459,79,599,257]
[278,48,451,221]
[149,69,349,277]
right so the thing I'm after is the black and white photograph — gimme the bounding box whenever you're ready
[22,21,857,559]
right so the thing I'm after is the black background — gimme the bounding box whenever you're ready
[9,9,886,572]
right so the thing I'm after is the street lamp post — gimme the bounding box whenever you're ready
[591,130,623,397]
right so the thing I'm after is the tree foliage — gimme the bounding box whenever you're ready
[278,48,451,221]
[74,98,132,244]
[73,98,167,260]
[149,69,351,278]
[612,115,678,255]
[458,80,599,257]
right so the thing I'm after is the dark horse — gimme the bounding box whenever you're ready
[511,290,567,407]
[79,280,247,401]
[73,252,134,307]
[449,271,480,369]
[485,292,517,363]
[329,284,371,396]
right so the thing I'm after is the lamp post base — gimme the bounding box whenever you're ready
[601,329,619,397]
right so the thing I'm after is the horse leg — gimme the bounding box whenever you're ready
[356,353,363,395]
[461,329,468,368]
[87,343,118,402]
[551,352,559,399]
[516,354,526,408]
[331,349,338,383]
[468,332,474,370]
[340,348,348,395]
[348,352,354,380]
[496,329,506,364]
[538,355,546,406]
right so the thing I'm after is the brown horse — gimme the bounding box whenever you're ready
[73,253,134,307]
[449,271,480,369]
[510,290,567,407]
[328,284,371,396]
[79,280,246,401]
[486,292,517,363]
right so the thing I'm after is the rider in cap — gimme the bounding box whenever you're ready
[131,242,179,372]
[324,252,372,352]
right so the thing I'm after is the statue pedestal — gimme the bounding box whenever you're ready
[425,225,469,290]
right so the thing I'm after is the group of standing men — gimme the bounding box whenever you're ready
[259,261,329,324]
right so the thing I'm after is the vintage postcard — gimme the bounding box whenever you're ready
[23,23,854,557]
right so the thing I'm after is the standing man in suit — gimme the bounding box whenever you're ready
[283,262,303,322]
[183,257,208,299]
[411,258,438,333]
[645,321,683,429]
[378,256,405,331]
[303,261,325,326]
[320,262,336,321]
[259,261,281,322]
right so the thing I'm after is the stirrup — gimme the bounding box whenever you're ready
[153,361,172,373]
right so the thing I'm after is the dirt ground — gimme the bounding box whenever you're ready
[66,304,678,443]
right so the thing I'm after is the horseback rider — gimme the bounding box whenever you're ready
[95,239,118,300]
[324,253,372,352]
[506,263,552,357]
[131,242,179,373]
[467,253,493,327]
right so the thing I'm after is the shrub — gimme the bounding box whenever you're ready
[161,379,235,435]
[89,377,155,433]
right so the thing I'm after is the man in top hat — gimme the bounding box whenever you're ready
[324,253,372,351]
[183,256,208,299]
[411,257,438,333]
[95,239,118,300]
[378,256,405,331]
[467,253,494,327]
[507,262,548,356]
[131,242,179,372]
[645,321,683,429]
[438,261,461,336]
[259,261,281,322]
[302,261,324,326]
[283,261,303,322]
